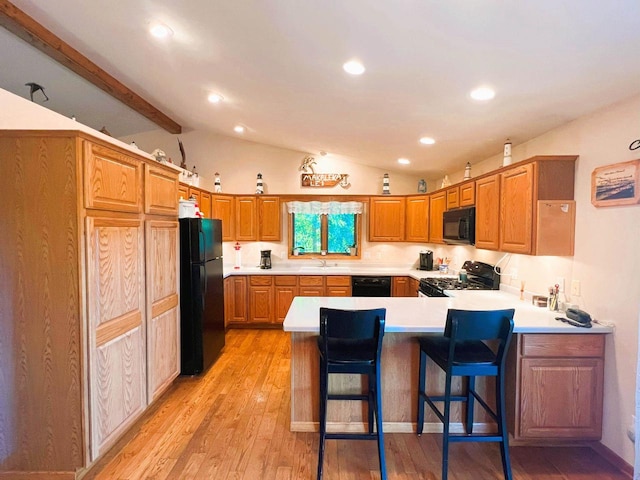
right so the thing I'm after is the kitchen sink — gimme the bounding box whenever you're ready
[298,266,351,273]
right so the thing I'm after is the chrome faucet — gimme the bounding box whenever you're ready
[318,259,327,267]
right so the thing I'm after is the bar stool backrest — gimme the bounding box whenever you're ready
[444,308,515,363]
[319,307,386,363]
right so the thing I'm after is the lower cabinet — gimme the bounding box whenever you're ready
[275,276,298,323]
[224,275,248,326]
[145,220,180,403]
[326,275,351,296]
[249,276,274,324]
[299,275,325,296]
[86,216,147,461]
[392,276,411,296]
[408,277,419,297]
[506,333,604,441]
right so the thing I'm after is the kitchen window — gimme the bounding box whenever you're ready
[287,201,362,258]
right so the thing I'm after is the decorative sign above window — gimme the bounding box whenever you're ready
[299,155,350,188]
[301,173,350,188]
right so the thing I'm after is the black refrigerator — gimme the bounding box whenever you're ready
[179,218,225,375]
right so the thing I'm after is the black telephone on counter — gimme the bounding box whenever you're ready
[556,308,593,328]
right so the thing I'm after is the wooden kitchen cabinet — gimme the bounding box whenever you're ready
[249,275,275,324]
[408,277,420,297]
[1,131,183,475]
[325,275,351,296]
[392,276,411,296]
[275,276,298,323]
[85,141,143,213]
[369,196,406,241]
[145,219,180,403]
[146,164,179,216]
[475,174,501,250]
[212,194,235,241]
[459,180,475,206]
[405,195,429,242]
[178,183,189,201]
[507,333,604,441]
[200,190,212,218]
[500,157,576,255]
[299,275,325,296]
[86,216,147,460]
[235,196,258,241]
[446,186,459,210]
[225,275,248,326]
[428,191,446,243]
[258,196,281,241]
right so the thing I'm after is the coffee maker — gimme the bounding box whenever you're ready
[419,250,433,271]
[259,250,272,269]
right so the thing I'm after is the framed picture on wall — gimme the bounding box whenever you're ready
[591,159,640,207]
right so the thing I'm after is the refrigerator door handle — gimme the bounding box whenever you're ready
[198,221,206,262]
[200,264,207,311]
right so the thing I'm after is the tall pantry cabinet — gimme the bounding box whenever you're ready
[0,131,180,478]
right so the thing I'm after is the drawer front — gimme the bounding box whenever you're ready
[325,275,351,287]
[521,334,605,358]
[299,276,323,286]
[250,275,273,286]
[275,275,298,286]
[299,287,324,296]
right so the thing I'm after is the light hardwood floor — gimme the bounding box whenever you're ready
[86,329,629,480]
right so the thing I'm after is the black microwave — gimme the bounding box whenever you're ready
[443,206,475,245]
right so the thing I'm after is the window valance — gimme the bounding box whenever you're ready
[286,201,363,215]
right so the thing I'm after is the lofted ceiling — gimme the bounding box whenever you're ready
[1,1,640,176]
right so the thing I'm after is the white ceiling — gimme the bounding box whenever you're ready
[2,1,640,176]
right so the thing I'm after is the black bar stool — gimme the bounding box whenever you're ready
[416,308,515,480]
[316,307,387,480]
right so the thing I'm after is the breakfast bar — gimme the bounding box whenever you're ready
[283,292,612,441]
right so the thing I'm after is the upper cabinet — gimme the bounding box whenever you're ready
[369,196,406,241]
[258,196,281,241]
[459,181,475,207]
[428,191,446,244]
[475,174,501,250]
[235,196,258,241]
[212,194,236,241]
[405,195,429,242]
[145,164,179,216]
[84,142,142,213]
[475,156,577,255]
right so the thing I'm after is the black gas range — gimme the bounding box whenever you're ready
[418,261,500,297]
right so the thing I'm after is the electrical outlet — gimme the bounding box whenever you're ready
[571,279,581,296]
[556,277,565,293]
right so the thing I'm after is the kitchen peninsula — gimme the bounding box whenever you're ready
[283,293,612,442]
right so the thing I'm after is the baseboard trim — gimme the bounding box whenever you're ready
[590,442,633,479]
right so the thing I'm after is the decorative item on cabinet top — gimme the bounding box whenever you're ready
[256,173,264,194]
[382,173,390,194]
[299,154,350,188]
[418,179,427,193]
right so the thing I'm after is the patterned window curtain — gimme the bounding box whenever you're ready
[286,201,363,215]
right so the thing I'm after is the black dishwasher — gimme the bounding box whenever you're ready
[351,276,392,297]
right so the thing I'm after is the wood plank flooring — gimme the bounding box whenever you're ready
[85,329,630,480]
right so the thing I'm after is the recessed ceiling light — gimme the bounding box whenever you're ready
[419,137,436,145]
[470,86,495,101]
[234,125,245,133]
[149,22,173,39]
[397,158,410,165]
[208,93,224,104]
[343,60,365,75]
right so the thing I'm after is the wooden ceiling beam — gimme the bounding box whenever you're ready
[0,0,182,134]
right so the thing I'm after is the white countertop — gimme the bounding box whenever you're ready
[282,290,613,334]
[223,264,447,280]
